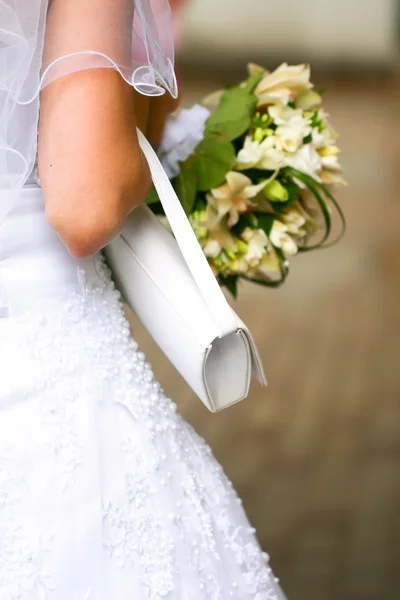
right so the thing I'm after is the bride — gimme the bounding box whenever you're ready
[0,1,286,598]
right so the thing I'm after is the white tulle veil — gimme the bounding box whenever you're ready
[0,0,177,202]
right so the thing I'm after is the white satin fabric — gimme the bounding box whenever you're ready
[0,0,177,202]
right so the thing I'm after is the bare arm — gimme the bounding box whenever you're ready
[39,0,153,258]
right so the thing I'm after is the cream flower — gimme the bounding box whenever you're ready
[321,155,342,171]
[284,145,322,182]
[241,228,269,267]
[281,207,308,240]
[319,145,342,170]
[247,63,266,76]
[295,90,322,110]
[320,170,347,186]
[236,136,285,171]
[269,221,298,256]
[202,89,224,109]
[207,171,268,228]
[255,63,312,107]
[318,145,347,185]
[269,105,312,153]
[257,250,282,275]
[203,239,221,258]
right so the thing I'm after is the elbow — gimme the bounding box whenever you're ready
[46,206,123,259]
[66,233,104,260]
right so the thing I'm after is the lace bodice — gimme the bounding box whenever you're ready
[0,186,285,599]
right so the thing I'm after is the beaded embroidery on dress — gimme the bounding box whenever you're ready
[0,188,286,599]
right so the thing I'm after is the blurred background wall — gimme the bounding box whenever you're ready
[181,0,399,68]
[132,2,400,599]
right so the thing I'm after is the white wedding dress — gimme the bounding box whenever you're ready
[0,1,286,598]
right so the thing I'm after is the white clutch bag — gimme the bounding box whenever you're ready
[104,130,266,412]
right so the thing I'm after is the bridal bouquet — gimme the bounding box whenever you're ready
[149,63,346,297]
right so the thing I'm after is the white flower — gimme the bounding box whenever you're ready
[312,130,336,152]
[312,129,331,149]
[255,63,312,106]
[241,228,269,267]
[268,105,300,127]
[207,171,268,227]
[284,145,322,182]
[269,105,312,153]
[236,136,285,171]
[269,221,298,256]
[275,124,305,153]
[310,109,338,148]
[158,105,210,177]
[235,137,264,169]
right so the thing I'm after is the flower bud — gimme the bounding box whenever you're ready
[254,128,265,144]
[214,253,224,267]
[236,240,248,254]
[189,210,208,240]
[263,180,289,203]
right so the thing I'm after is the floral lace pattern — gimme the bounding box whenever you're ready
[0,254,284,599]
[0,456,54,600]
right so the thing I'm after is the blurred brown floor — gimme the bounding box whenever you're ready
[129,72,400,600]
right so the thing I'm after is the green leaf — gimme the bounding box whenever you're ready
[284,167,346,250]
[303,133,313,144]
[284,167,331,249]
[205,86,258,141]
[256,213,275,236]
[286,180,300,201]
[231,214,255,237]
[175,160,198,215]
[241,276,285,288]
[242,71,264,94]
[148,200,164,215]
[220,275,239,299]
[311,179,347,247]
[145,186,160,206]
[193,136,235,191]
